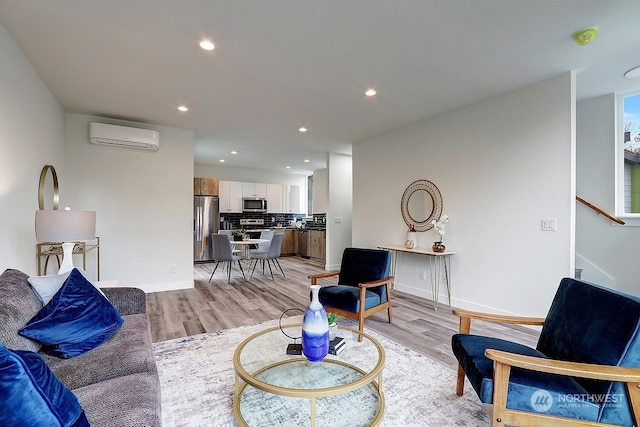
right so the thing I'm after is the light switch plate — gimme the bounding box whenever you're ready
[541,218,557,231]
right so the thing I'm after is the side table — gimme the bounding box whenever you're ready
[36,237,100,280]
[378,244,455,310]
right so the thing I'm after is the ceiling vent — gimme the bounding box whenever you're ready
[89,122,159,151]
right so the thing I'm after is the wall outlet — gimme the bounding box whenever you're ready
[170,265,177,274]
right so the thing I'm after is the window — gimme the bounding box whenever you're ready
[621,92,640,214]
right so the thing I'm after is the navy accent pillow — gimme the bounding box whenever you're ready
[19,268,123,359]
[0,343,89,426]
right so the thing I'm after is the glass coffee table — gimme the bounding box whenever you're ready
[232,323,385,427]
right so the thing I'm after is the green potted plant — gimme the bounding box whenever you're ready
[230,230,244,241]
[327,312,338,340]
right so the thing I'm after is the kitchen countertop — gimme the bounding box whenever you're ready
[273,227,326,231]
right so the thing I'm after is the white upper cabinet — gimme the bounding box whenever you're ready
[312,169,328,213]
[219,180,303,214]
[283,184,301,213]
[219,180,243,212]
[242,182,267,198]
[267,183,283,213]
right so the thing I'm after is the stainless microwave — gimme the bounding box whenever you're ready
[242,197,267,212]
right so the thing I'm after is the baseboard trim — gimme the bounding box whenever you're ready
[137,280,194,293]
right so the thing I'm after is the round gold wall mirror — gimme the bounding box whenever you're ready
[38,165,59,210]
[400,179,442,231]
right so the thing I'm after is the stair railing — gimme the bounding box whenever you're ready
[576,196,625,225]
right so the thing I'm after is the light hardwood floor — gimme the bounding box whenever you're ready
[147,256,539,371]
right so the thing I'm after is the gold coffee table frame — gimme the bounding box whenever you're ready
[233,324,386,427]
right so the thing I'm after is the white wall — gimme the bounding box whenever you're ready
[64,114,194,292]
[576,95,640,296]
[0,24,67,274]
[326,153,352,270]
[353,73,576,316]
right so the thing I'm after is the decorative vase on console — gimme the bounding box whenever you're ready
[431,215,449,253]
[405,225,417,249]
[432,242,446,252]
[302,285,329,362]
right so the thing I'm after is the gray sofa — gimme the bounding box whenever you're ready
[0,268,161,426]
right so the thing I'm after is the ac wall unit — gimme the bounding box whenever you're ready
[89,122,160,151]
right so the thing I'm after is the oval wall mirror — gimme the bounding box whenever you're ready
[38,165,59,210]
[400,179,442,231]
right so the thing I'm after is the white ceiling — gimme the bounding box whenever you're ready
[2,1,639,175]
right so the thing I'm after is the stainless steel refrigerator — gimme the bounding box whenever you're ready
[194,195,219,262]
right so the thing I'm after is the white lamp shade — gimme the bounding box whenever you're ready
[35,210,96,243]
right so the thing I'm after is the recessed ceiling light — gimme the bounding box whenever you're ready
[200,39,215,51]
[230,150,238,155]
[299,127,308,133]
[286,166,291,169]
[625,65,640,79]
[177,105,189,112]
[304,159,310,163]
[365,88,377,97]
[219,159,225,163]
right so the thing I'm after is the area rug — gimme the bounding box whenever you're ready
[153,318,489,426]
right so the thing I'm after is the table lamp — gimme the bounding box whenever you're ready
[35,209,96,274]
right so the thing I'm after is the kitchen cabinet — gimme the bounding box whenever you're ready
[312,169,328,213]
[267,183,283,213]
[194,178,219,196]
[219,180,243,212]
[242,182,267,198]
[276,229,297,256]
[282,184,301,213]
[214,179,304,214]
[309,230,326,261]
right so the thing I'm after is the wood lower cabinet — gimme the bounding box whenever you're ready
[278,229,297,256]
[309,230,326,261]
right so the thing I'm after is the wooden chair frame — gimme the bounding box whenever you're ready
[309,270,393,339]
[453,308,640,427]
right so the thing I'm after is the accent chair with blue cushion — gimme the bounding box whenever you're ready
[309,248,393,338]
[451,277,640,426]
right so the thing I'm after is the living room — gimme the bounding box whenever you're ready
[2,2,640,426]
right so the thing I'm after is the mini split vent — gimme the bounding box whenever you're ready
[89,122,160,151]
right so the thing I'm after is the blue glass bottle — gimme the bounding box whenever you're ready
[302,285,329,362]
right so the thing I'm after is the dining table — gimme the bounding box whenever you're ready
[231,239,269,258]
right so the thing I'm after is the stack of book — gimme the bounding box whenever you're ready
[329,337,346,355]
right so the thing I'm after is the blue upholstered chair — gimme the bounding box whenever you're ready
[451,277,640,426]
[309,248,393,337]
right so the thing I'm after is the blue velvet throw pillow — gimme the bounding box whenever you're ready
[0,343,89,426]
[19,268,123,359]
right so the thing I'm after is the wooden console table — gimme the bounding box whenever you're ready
[378,244,455,311]
[36,237,100,280]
